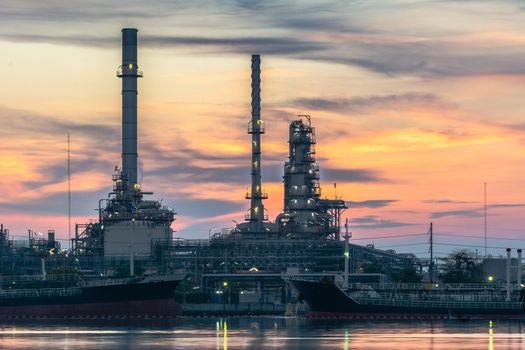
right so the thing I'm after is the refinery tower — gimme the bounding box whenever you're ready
[234,56,346,239]
[72,29,175,257]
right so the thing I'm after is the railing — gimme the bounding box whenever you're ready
[345,282,508,291]
[245,191,268,199]
[116,65,143,77]
[0,274,80,284]
[248,120,265,134]
[244,209,269,221]
[80,277,138,287]
[0,287,82,299]
[352,296,521,310]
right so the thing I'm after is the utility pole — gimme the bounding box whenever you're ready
[429,222,434,283]
[484,182,487,258]
[343,218,350,289]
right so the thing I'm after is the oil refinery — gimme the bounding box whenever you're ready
[0,28,416,308]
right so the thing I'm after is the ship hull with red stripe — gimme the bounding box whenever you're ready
[0,275,183,319]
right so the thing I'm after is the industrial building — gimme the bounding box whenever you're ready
[0,28,419,305]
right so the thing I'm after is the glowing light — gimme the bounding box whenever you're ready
[488,275,494,282]
[249,267,259,272]
[344,251,349,258]
[223,281,228,287]
[128,63,133,70]
[223,319,228,350]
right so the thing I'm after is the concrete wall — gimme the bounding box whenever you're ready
[104,220,171,257]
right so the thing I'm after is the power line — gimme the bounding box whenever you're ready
[376,242,429,248]
[437,223,523,233]
[350,233,426,241]
[436,232,525,241]
[435,242,515,250]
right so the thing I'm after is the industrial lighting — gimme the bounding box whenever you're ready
[488,275,494,282]
[249,267,259,272]
[223,281,228,287]
[344,251,349,258]
[128,63,133,70]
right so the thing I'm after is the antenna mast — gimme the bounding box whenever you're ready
[67,133,71,249]
[429,222,434,283]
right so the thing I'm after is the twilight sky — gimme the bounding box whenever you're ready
[0,0,524,257]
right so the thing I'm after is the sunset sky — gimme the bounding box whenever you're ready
[0,0,524,257]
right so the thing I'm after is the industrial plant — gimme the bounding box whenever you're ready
[0,28,417,308]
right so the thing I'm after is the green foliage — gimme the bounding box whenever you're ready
[439,249,483,283]
[391,267,422,283]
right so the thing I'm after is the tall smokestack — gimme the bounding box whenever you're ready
[118,28,142,189]
[247,54,266,232]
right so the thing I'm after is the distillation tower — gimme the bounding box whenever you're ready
[276,116,347,239]
[233,55,346,239]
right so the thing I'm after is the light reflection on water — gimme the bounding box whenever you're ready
[0,318,524,349]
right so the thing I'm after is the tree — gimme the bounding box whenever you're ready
[391,267,422,283]
[439,249,483,283]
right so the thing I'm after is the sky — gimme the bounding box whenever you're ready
[0,0,524,258]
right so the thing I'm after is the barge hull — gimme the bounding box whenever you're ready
[0,298,181,317]
[288,279,525,319]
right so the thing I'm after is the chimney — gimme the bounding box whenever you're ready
[118,28,142,189]
[247,54,266,232]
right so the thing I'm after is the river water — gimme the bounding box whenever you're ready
[0,317,523,349]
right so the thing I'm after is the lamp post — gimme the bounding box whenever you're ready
[223,281,230,304]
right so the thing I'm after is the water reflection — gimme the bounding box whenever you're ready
[489,320,493,350]
[0,318,524,349]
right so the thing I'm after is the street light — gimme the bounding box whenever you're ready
[223,281,230,304]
